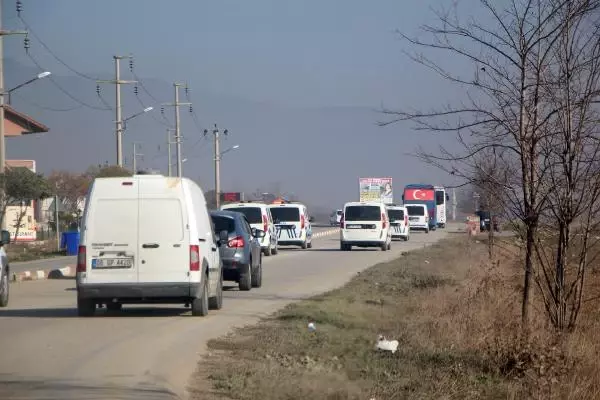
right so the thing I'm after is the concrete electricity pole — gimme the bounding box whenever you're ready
[162,83,190,177]
[452,188,457,221]
[166,128,176,177]
[204,124,229,209]
[0,0,27,229]
[97,55,136,167]
[132,142,143,173]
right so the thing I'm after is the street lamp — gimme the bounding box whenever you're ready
[220,144,240,157]
[121,106,153,131]
[5,71,52,104]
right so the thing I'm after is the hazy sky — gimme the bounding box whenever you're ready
[3,0,479,208]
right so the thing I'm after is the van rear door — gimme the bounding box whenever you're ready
[343,205,384,241]
[137,179,189,284]
[271,206,303,241]
[85,179,139,284]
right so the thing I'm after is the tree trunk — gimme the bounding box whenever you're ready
[522,221,536,334]
[12,203,29,242]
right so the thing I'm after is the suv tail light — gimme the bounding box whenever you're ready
[77,246,86,272]
[340,213,345,229]
[190,245,200,271]
[262,214,268,234]
[228,236,245,248]
[301,214,305,229]
[381,213,387,229]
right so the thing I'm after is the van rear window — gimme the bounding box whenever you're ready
[388,209,405,221]
[406,205,426,216]
[225,207,262,224]
[270,207,300,223]
[345,206,381,221]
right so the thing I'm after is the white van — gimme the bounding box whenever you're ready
[340,201,392,251]
[386,205,410,241]
[76,174,223,317]
[220,202,278,256]
[268,202,313,249]
[329,209,342,226]
[406,204,430,233]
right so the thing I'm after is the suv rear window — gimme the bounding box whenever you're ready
[388,209,405,221]
[406,206,426,216]
[225,207,262,224]
[344,205,381,221]
[270,207,300,223]
[211,215,236,233]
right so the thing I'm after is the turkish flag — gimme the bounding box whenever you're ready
[404,189,434,201]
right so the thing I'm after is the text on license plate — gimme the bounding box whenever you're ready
[92,258,133,269]
[346,224,362,229]
[409,217,419,221]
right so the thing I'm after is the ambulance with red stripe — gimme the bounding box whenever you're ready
[402,184,438,231]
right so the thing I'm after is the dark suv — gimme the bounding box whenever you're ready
[475,210,500,232]
[211,210,264,291]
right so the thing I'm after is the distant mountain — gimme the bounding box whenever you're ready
[4,59,460,209]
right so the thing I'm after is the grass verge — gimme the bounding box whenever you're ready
[190,235,600,399]
[7,240,64,262]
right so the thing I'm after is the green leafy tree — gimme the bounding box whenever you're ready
[0,167,53,238]
[85,164,133,179]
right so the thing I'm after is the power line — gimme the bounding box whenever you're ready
[26,51,111,111]
[10,92,83,112]
[17,13,100,82]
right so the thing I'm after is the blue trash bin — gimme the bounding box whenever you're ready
[63,231,80,256]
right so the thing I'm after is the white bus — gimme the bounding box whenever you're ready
[434,186,449,228]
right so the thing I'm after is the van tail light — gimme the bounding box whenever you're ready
[405,215,408,225]
[76,246,86,272]
[190,245,200,271]
[340,213,345,229]
[301,214,305,229]
[228,236,245,248]
[262,214,268,234]
[381,213,387,229]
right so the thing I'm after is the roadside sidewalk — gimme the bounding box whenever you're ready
[11,256,76,282]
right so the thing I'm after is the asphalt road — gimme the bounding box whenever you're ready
[0,225,454,400]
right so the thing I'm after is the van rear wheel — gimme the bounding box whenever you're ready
[77,297,95,317]
[301,241,308,249]
[0,271,9,307]
[192,278,209,316]
[106,302,122,312]
[263,245,272,257]
[209,271,223,310]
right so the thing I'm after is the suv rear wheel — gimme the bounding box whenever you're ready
[239,263,252,291]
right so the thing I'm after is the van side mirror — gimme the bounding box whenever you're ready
[309,216,315,223]
[0,230,10,246]
[446,194,450,201]
[253,229,266,239]
[218,230,229,245]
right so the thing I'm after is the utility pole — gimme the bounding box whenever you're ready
[132,142,143,173]
[166,128,175,177]
[205,124,228,209]
[452,188,457,221]
[97,55,136,167]
[0,1,27,229]
[162,83,190,177]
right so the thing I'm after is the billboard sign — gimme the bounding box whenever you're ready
[359,177,393,204]
[220,192,241,203]
[5,160,37,241]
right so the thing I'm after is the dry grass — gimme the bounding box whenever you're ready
[6,239,64,262]
[190,235,600,400]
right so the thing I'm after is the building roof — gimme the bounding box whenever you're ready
[5,105,49,135]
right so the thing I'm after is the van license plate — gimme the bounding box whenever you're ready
[346,224,362,229]
[409,217,419,221]
[92,258,133,269]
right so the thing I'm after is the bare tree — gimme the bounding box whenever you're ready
[380,0,580,331]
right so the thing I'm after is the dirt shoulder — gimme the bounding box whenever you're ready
[189,235,600,399]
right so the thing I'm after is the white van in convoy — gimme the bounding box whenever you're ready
[329,209,342,226]
[268,202,313,249]
[76,174,224,317]
[220,202,279,256]
[406,204,430,233]
[340,201,392,251]
[386,205,410,241]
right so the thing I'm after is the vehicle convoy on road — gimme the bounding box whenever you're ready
[0,230,11,308]
[402,183,438,231]
[269,201,314,249]
[210,210,264,291]
[406,204,430,233]
[76,174,224,317]
[220,201,279,256]
[434,186,449,228]
[340,201,392,251]
[386,204,410,241]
